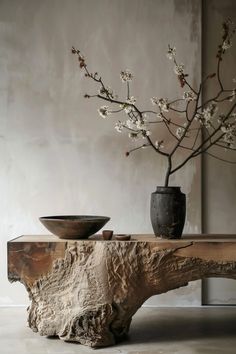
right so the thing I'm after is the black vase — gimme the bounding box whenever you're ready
[150,186,186,239]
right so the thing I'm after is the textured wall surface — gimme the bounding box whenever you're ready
[0,0,201,306]
[202,0,236,305]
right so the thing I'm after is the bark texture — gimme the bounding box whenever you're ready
[8,235,236,347]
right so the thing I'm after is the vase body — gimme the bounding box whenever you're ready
[150,186,186,239]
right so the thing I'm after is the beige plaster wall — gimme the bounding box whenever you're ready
[202,0,236,305]
[0,0,201,306]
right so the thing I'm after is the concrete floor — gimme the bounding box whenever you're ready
[1,307,236,354]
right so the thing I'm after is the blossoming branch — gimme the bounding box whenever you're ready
[72,19,236,187]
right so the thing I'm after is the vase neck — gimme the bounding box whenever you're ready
[155,186,182,193]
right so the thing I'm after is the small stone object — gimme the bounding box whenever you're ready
[102,230,113,240]
[115,234,131,241]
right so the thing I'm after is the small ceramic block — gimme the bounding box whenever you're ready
[115,234,131,241]
[102,230,114,240]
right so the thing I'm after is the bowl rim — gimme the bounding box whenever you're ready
[39,215,110,222]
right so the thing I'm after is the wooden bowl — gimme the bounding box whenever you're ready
[39,215,110,239]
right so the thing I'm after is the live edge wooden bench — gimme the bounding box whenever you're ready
[7,234,236,348]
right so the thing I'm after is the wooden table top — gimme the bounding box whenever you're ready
[8,234,236,286]
[9,234,236,243]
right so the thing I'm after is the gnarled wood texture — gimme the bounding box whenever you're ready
[8,234,236,347]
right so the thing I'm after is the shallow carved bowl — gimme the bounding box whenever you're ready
[39,215,110,239]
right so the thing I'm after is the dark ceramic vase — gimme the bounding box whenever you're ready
[150,186,186,239]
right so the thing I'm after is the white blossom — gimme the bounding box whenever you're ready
[203,103,218,118]
[203,103,218,119]
[98,106,110,118]
[124,104,133,114]
[142,130,151,138]
[151,97,158,105]
[194,112,201,121]
[127,96,136,105]
[123,96,136,114]
[166,45,176,60]
[115,121,124,133]
[222,39,232,50]
[176,123,187,139]
[159,99,169,112]
[155,140,164,149]
[136,119,147,130]
[126,119,136,129]
[158,98,169,112]
[183,91,197,101]
[120,69,133,82]
[176,127,184,139]
[174,64,184,75]
[221,123,236,147]
[221,125,228,133]
[195,103,218,128]
[229,89,236,102]
[221,123,236,134]
[151,97,169,111]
